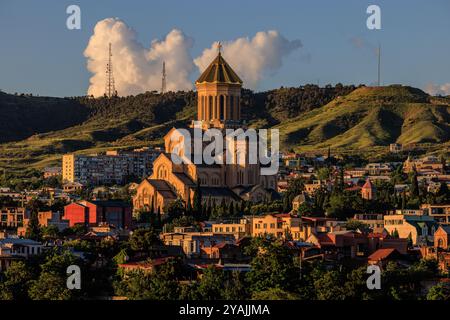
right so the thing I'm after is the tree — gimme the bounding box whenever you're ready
[313,270,346,300]
[0,261,33,300]
[25,210,41,241]
[409,168,419,199]
[129,228,162,253]
[114,259,181,300]
[185,197,192,216]
[251,288,301,300]
[28,272,72,300]
[196,266,225,300]
[296,202,314,216]
[245,237,299,293]
[223,271,247,299]
[192,181,202,220]
[344,219,367,231]
[317,167,331,180]
[427,283,450,300]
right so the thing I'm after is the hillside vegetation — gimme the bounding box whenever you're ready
[0,84,448,175]
[276,85,450,151]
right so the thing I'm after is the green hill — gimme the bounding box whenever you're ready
[0,84,448,177]
[276,85,450,151]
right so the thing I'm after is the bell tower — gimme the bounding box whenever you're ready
[195,43,243,129]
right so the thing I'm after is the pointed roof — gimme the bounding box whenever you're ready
[362,179,375,189]
[196,52,243,85]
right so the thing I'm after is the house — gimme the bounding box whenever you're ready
[389,143,402,153]
[361,179,376,200]
[160,231,235,258]
[118,256,174,275]
[201,242,243,261]
[38,211,70,231]
[404,155,444,174]
[0,238,43,271]
[63,200,132,229]
[291,192,313,212]
[383,213,438,245]
[210,218,251,239]
[0,207,27,228]
[63,182,84,193]
[367,232,408,255]
[434,225,450,250]
[421,204,450,225]
[251,213,302,240]
[305,230,368,259]
[304,180,329,196]
[353,213,384,233]
[368,248,402,268]
[43,166,61,179]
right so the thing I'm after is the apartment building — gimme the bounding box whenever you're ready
[210,218,251,239]
[421,204,450,225]
[0,207,27,228]
[62,148,161,186]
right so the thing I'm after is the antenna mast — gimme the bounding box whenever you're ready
[105,43,116,97]
[161,61,166,93]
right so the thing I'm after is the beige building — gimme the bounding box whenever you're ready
[251,213,303,240]
[383,214,438,245]
[160,231,235,258]
[133,50,277,213]
[422,204,450,225]
[403,155,444,174]
[211,218,251,239]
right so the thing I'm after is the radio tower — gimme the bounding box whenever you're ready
[161,61,166,94]
[105,43,116,98]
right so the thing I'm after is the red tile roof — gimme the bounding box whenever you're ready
[368,248,397,261]
[362,179,374,189]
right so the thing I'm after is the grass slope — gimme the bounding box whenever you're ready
[276,85,450,151]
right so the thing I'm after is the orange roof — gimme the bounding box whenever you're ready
[368,248,397,261]
[362,179,374,189]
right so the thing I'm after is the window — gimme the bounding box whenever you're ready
[219,95,224,120]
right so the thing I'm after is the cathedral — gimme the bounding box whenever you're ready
[133,49,278,213]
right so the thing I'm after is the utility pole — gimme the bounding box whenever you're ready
[105,43,116,98]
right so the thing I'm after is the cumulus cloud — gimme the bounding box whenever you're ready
[84,19,303,95]
[84,18,194,96]
[424,83,450,96]
[194,31,302,89]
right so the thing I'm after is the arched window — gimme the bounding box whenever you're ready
[209,96,213,119]
[219,95,224,120]
[229,95,234,119]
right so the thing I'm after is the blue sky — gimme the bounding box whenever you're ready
[0,0,449,97]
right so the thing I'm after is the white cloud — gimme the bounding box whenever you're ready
[84,18,194,97]
[194,31,302,89]
[424,83,450,96]
[84,20,303,95]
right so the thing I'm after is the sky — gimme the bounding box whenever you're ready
[0,0,449,97]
